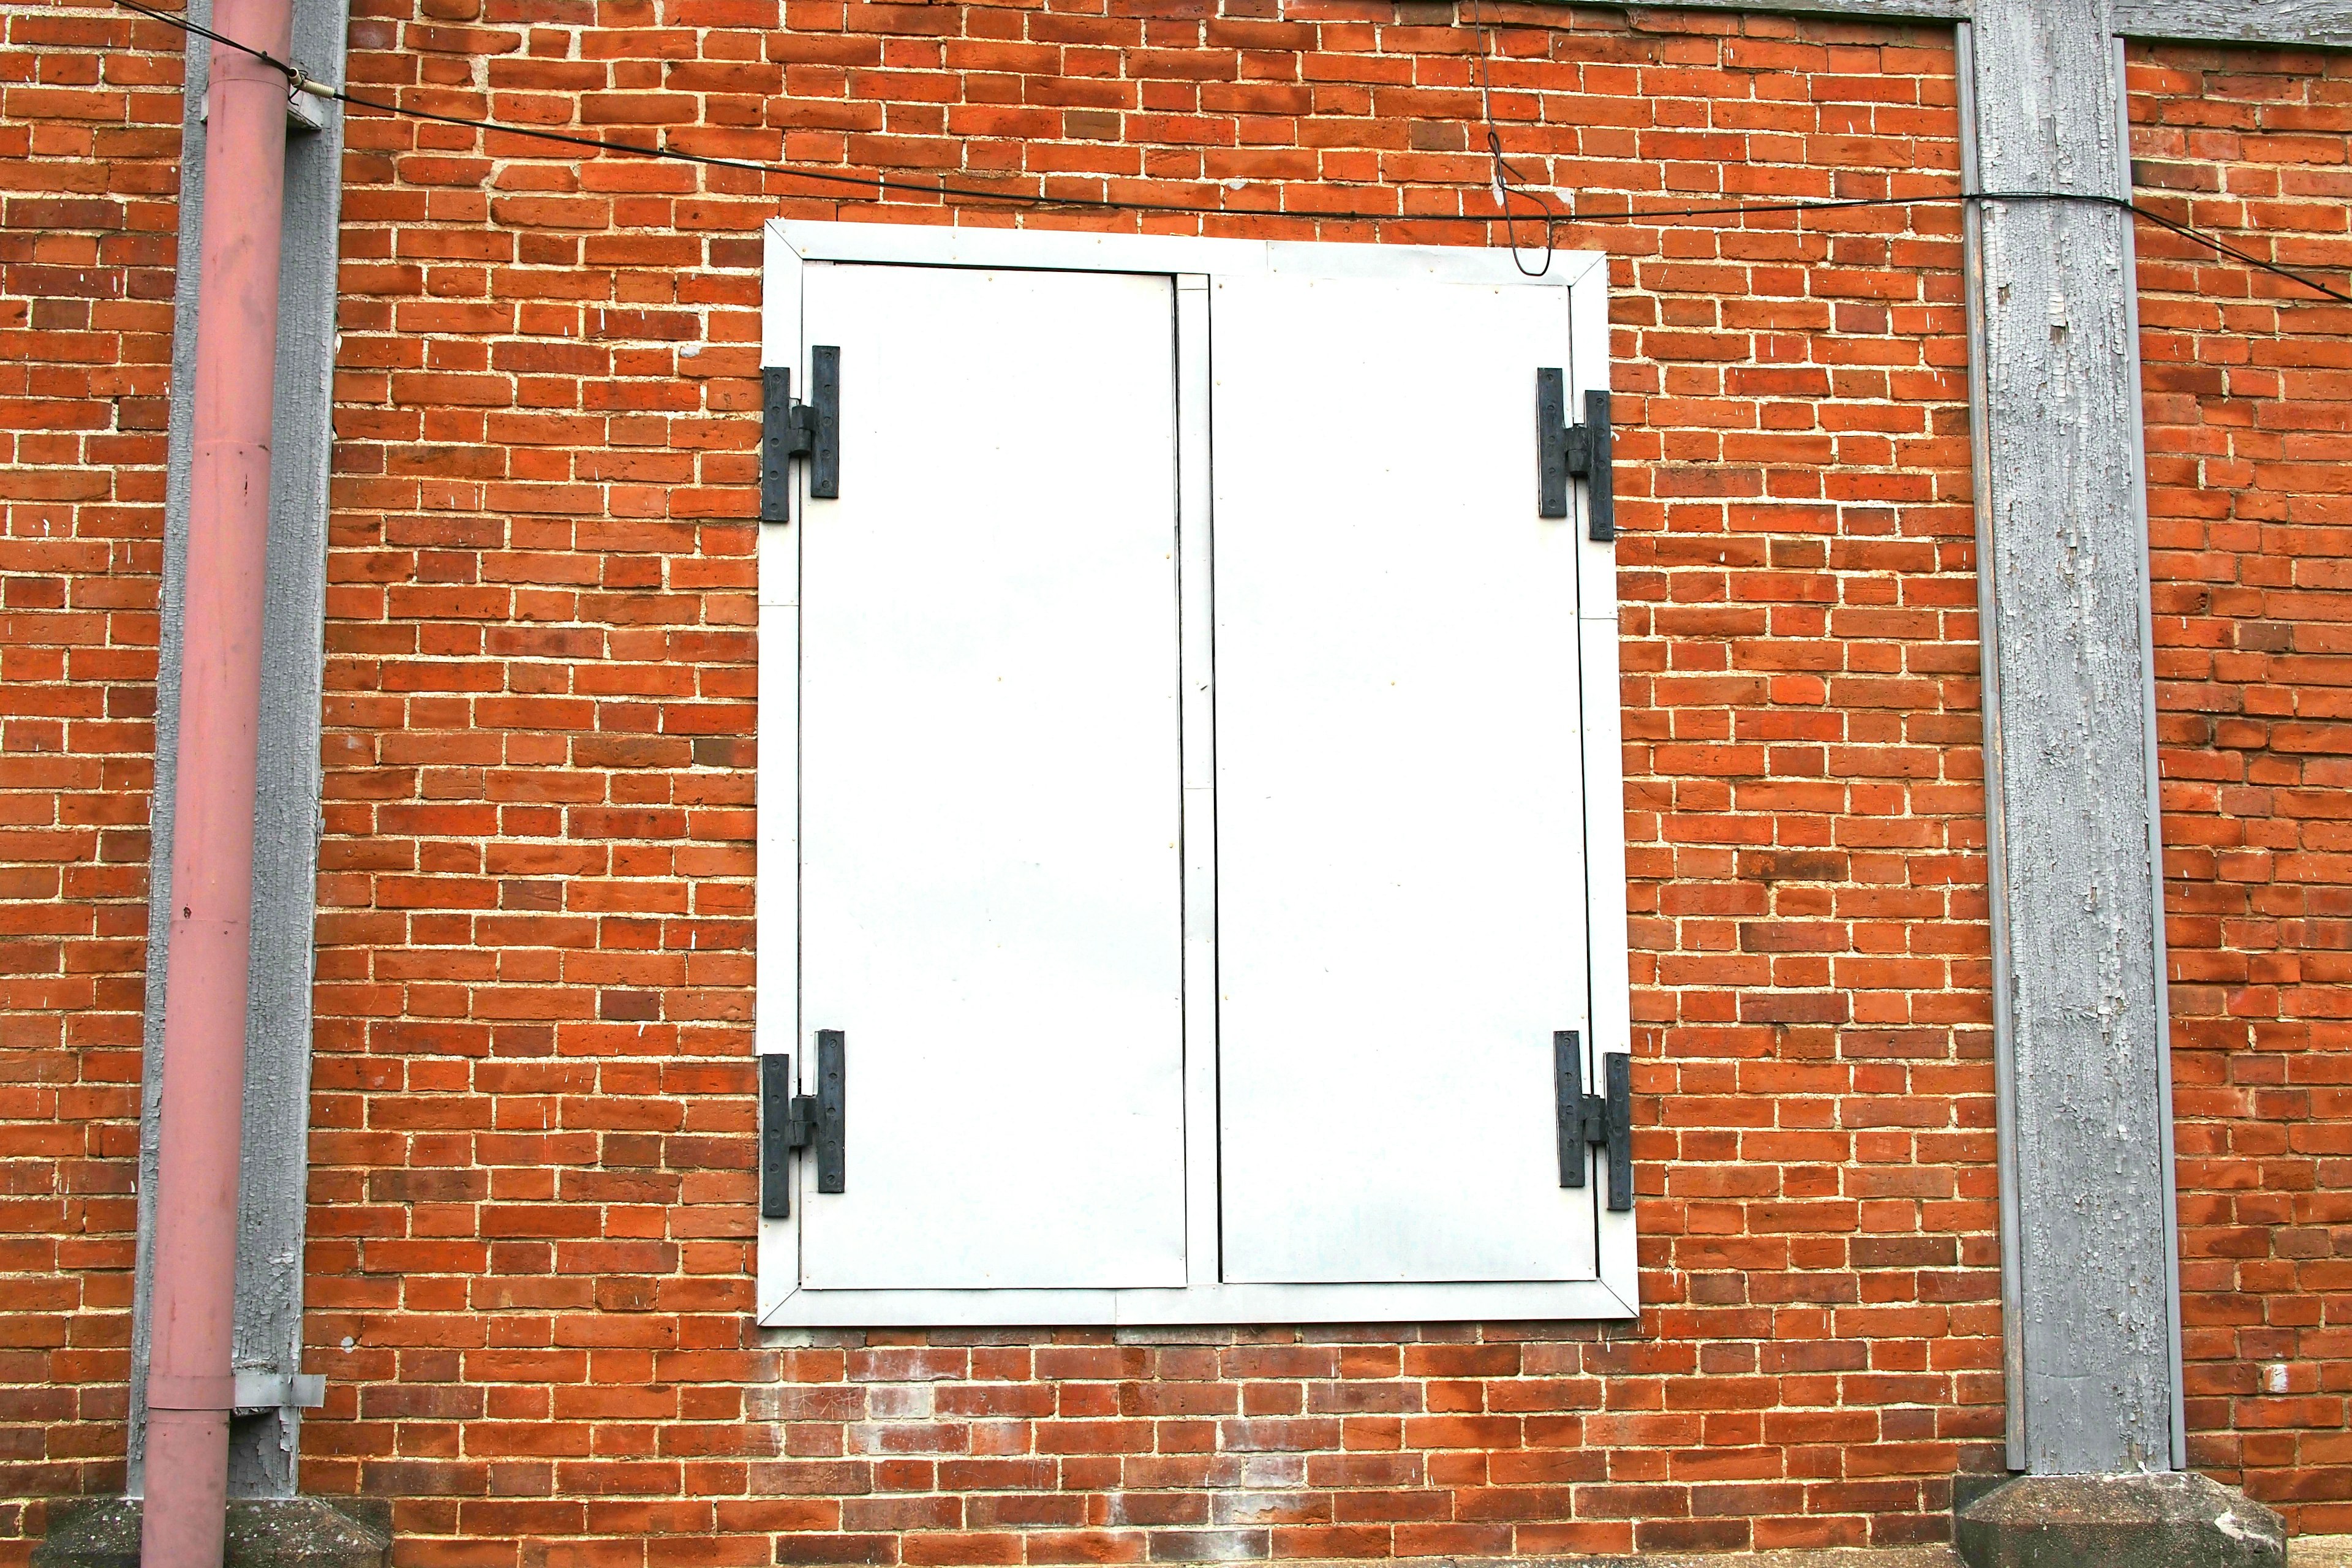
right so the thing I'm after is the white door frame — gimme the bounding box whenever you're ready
[757,219,1635,1326]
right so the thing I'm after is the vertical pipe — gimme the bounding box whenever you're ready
[2112,32,2191,1471]
[140,0,293,1562]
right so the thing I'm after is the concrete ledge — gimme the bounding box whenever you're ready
[21,1535,1964,1568]
[1956,1472,2284,1568]
[32,1497,391,1568]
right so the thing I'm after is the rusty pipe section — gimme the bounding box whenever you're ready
[141,1,294,1562]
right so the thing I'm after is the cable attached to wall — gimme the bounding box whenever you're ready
[104,0,2352,306]
[1466,0,1559,278]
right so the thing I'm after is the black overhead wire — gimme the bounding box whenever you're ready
[102,0,2352,306]
[1447,0,2352,303]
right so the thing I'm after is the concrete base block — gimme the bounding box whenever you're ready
[1955,1472,2285,1568]
[1226,1551,1965,1567]
[32,1496,392,1568]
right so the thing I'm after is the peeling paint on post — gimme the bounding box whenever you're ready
[1620,0,2352,47]
[1961,0,2182,1477]
[2112,0,2352,46]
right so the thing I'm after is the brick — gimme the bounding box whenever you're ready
[13,3,2342,1558]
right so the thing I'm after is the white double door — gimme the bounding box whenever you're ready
[790,258,1599,1296]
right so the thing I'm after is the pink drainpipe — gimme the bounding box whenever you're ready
[141,0,295,1562]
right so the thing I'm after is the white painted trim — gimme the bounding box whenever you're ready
[1569,262,1638,1295]
[756,219,1635,1327]
[770,219,1607,292]
[1559,249,1610,293]
[754,235,802,1322]
[760,224,796,370]
[765,1278,1637,1329]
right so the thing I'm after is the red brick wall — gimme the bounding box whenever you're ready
[0,0,184,1537]
[53,0,2341,1559]
[2132,40,2352,1539]
[290,4,1999,1561]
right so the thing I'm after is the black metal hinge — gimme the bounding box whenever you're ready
[760,1030,846,1218]
[1536,370,1615,543]
[1553,1030,1633,1212]
[760,345,840,522]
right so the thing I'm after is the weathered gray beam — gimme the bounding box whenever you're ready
[1624,0,1967,22]
[1635,0,2352,48]
[1958,0,2179,1477]
[2113,0,2352,46]
[129,0,349,1500]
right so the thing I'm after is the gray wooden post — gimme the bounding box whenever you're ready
[1959,0,2180,1477]
[1951,2,2286,1561]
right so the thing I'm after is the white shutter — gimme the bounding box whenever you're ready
[1210,274,1600,1286]
[793,262,1189,1291]
[760,222,1634,1325]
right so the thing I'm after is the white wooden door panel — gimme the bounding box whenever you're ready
[797,263,1188,1291]
[1212,275,1597,1285]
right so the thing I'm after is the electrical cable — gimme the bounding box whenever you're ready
[100,0,2352,304]
[1466,0,1559,277]
[1446,4,2352,303]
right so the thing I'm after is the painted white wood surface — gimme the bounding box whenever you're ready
[1211,274,1598,1286]
[1175,277,1222,1290]
[796,262,1188,1291]
[766,1276,1635,1327]
[1570,263,1640,1299]
[777,221,1596,289]
[754,229,801,1321]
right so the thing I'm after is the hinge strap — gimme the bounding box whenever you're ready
[812,1028,846,1194]
[1555,1031,1634,1212]
[758,1033,848,1219]
[760,1053,795,1218]
[760,346,842,523]
[1536,369,1615,543]
[761,367,797,524]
